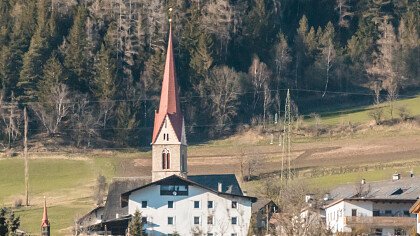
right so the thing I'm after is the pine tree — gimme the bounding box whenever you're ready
[63,6,92,93]
[189,33,213,84]
[128,210,143,236]
[0,208,20,236]
[37,53,67,104]
[17,0,51,102]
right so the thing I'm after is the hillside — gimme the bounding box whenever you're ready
[0,94,419,235]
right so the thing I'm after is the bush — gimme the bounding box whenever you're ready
[13,198,22,208]
[397,105,412,121]
[368,106,384,125]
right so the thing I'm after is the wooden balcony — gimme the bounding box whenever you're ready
[345,216,415,227]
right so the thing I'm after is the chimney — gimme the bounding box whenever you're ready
[361,179,366,185]
[323,193,331,201]
[392,173,401,181]
[410,170,414,178]
[305,194,314,203]
[116,213,120,219]
[218,182,222,192]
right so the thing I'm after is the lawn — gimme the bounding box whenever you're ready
[0,156,120,235]
[306,94,420,126]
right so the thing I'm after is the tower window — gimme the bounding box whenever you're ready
[162,149,170,169]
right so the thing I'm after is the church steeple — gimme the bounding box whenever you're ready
[151,10,187,182]
[41,197,50,236]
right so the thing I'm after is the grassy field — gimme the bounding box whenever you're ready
[0,156,122,235]
[306,94,420,125]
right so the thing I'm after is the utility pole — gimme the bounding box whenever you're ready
[24,106,29,206]
[281,89,292,183]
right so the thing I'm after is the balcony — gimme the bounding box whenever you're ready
[345,216,415,227]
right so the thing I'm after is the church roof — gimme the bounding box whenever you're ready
[41,196,49,227]
[121,175,257,202]
[188,174,243,196]
[152,23,183,143]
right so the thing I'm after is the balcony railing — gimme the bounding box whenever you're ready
[345,216,415,227]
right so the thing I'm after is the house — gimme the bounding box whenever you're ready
[77,177,148,235]
[410,199,420,235]
[323,174,419,235]
[120,19,257,235]
[251,198,279,234]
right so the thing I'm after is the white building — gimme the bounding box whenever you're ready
[120,20,256,236]
[323,174,419,235]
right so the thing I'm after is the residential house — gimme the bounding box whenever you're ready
[323,174,419,235]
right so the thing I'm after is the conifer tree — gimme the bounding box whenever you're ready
[63,6,92,93]
[189,33,213,84]
[17,0,51,102]
[37,53,67,104]
[0,208,20,236]
[128,210,143,236]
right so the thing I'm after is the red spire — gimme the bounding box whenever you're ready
[152,20,183,143]
[41,196,49,227]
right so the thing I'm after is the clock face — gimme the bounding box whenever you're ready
[173,191,177,196]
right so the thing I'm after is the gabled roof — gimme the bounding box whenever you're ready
[121,174,257,202]
[410,199,420,213]
[323,176,420,209]
[152,23,183,144]
[102,177,150,221]
[251,198,277,214]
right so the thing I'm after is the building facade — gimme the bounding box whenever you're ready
[323,175,419,235]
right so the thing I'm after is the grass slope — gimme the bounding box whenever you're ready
[308,95,420,125]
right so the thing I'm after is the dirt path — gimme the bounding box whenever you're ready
[129,133,420,177]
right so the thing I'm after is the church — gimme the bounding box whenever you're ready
[119,20,256,235]
[76,18,257,236]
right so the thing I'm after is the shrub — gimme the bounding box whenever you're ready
[13,198,22,208]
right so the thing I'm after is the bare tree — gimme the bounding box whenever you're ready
[335,0,353,28]
[31,83,72,136]
[199,66,243,134]
[0,93,21,148]
[274,34,291,114]
[249,56,272,122]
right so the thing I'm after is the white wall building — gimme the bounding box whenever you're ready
[323,175,419,235]
[122,175,255,235]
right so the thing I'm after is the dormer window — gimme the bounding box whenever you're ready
[162,149,170,169]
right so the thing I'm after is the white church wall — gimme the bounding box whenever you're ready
[128,184,252,235]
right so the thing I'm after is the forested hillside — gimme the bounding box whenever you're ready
[0,0,418,147]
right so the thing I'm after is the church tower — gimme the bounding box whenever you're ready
[151,18,187,182]
[41,197,50,236]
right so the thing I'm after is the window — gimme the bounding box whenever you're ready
[351,209,357,216]
[403,210,410,216]
[373,228,382,236]
[141,217,147,224]
[385,210,392,216]
[207,216,213,225]
[232,201,237,208]
[162,149,170,169]
[208,201,213,208]
[194,216,200,225]
[231,217,237,225]
[167,134,169,141]
[141,201,147,208]
[231,234,237,236]
[373,210,380,216]
[168,217,174,225]
[207,234,214,236]
[160,185,188,196]
[394,228,406,236]
[168,201,174,208]
[194,201,200,208]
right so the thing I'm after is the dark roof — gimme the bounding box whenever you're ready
[188,174,243,196]
[77,205,104,224]
[103,177,150,221]
[251,198,276,214]
[121,174,257,202]
[324,176,420,208]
